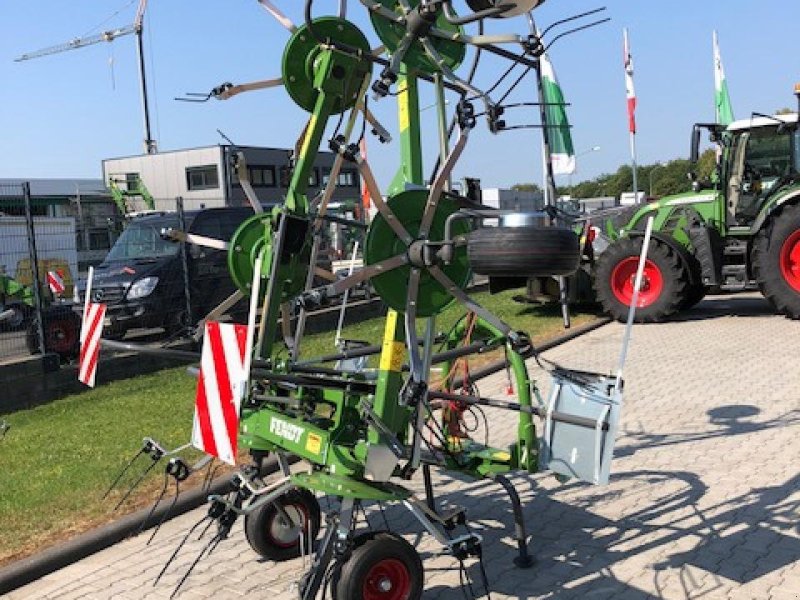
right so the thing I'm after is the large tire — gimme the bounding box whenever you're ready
[679,281,707,311]
[244,488,321,561]
[752,202,800,319]
[26,308,81,360]
[333,532,424,600]
[594,237,688,323]
[467,226,580,277]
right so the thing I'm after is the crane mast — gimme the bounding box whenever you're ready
[15,0,157,154]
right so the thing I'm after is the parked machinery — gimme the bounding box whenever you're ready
[105,2,637,598]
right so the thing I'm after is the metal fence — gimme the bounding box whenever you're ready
[0,189,369,365]
[0,182,80,363]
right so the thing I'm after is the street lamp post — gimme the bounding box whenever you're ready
[568,145,601,188]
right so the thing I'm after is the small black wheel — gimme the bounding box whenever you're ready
[753,203,800,319]
[467,226,579,277]
[593,237,687,323]
[333,532,424,600]
[244,488,321,561]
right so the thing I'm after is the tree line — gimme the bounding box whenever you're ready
[513,148,717,200]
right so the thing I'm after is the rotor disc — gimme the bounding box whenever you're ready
[364,190,471,317]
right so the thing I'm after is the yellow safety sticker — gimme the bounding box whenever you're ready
[378,311,405,372]
[306,433,322,455]
[397,81,410,134]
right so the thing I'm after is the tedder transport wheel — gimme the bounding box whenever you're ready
[594,237,687,323]
[467,227,580,277]
[334,532,423,600]
[244,488,321,561]
[753,203,800,319]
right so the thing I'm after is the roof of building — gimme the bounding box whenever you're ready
[0,178,108,197]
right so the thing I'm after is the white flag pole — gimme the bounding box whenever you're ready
[614,216,654,394]
[80,266,95,344]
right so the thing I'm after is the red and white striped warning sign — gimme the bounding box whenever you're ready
[47,270,65,296]
[192,321,248,465]
[78,302,106,387]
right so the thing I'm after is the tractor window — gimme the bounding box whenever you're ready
[728,127,792,224]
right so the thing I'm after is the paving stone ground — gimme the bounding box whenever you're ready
[9,293,800,600]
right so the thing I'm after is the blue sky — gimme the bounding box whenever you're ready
[2,1,799,191]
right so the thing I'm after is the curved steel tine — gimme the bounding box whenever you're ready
[147,479,181,545]
[113,457,160,511]
[355,156,414,245]
[428,265,516,340]
[136,471,170,539]
[419,126,470,239]
[154,513,210,585]
[169,532,219,599]
[102,447,145,500]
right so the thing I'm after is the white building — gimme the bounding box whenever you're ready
[102,145,361,212]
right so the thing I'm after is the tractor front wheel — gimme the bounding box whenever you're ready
[594,237,687,323]
[333,532,423,600]
[244,488,321,561]
[753,203,800,319]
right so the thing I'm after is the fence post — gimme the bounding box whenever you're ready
[176,196,192,335]
[23,182,47,354]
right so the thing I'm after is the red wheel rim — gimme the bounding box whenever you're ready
[363,558,412,600]
[265,503,308,549]
[48,320,77,354]
[779,229,800,292]
[610,257,664,308]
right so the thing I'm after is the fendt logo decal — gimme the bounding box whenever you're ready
[269,417,304,443]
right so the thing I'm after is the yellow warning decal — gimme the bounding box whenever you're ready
[378,311,405,372]
[306,433,322,455]
[397,81,410,134]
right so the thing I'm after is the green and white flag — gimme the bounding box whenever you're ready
[713,31,734,126]
[540,46,575,175]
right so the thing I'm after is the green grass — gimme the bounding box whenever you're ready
[0,291,599,564]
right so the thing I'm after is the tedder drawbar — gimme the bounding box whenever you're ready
[91,2,645,598]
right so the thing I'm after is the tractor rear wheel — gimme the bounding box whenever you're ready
[594,237,687,323]
[333,532,423,600]
[244,488,320,561]
[753,203,800,319]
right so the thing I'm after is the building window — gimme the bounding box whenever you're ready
[248,165,276,187]
[186,165,219,191]
[279,166,292,187]
[309,168,319,187]
[321,168,331,187]
[338,170,359,187]
[124,172,140,190]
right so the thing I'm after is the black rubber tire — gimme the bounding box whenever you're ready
[467,226,580,277]
[593,237,688,323]
[333,532,424,600]
[244,488,321,561]
[679,282,707,311]
[752,202,800,319]
[26,309,81,360]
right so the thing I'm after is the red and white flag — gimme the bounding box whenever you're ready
[192,321,248,465]
[78,302,106,387]
[47,270,65,296]
[623,28,636,134]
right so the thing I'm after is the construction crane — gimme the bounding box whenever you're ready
[15,0,157,155]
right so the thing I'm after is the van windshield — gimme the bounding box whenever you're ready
[105,218,180,261]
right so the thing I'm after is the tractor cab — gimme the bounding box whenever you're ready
[718,115,799,226]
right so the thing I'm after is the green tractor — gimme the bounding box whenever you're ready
[592,86,800,322]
